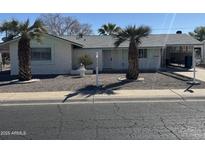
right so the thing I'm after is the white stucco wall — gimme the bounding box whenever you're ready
[10,42,18,75]
[9,35,73,75]
[103,48,161,71]
[72,48,103,71]
[110,48,127,70]
[140,48,161,70]
[9,35,162,75]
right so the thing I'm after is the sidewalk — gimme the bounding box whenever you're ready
[1,89,205,104]
[175,67,205,82]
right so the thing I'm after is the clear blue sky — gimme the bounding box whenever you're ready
[0,13,205,36]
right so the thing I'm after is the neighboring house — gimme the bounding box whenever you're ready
[201,40,205,64]
[0,46,9,68]
[0,33,203,75]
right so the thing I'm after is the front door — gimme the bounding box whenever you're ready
[103,50,112,69]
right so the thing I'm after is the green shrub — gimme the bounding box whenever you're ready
[79,54,93,68]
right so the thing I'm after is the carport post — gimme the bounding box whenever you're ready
[186,47,200,87]
[193,48,196,83]
[96,51,99,87]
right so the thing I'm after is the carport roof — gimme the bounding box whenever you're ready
[63,34,202,48]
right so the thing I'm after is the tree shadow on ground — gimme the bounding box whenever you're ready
[0,71,61,81]
[0,73,63,86]
[62,79,133,102]
[159,71,202,93]
[158,71,192,82]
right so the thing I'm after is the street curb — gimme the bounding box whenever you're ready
[1,96,205,105]
[66,96,205,102]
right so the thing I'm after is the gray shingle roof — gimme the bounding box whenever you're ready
[63,34,202,48]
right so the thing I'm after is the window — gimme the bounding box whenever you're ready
[139,49,147,58]
[31,48,51,61]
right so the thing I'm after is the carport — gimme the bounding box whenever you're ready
[160,35,203,70]
[165,45,194,68]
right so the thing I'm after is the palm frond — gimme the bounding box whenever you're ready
[98,28,106,35]
[19,19,30,33]
[113,25,151,47]
[114,37,127,47]
[27,19,47,42]
[113,30,129,47]
[29,19,46,31]
[0,19,20,41]
[98,23,121,35]
[134,26,151,42]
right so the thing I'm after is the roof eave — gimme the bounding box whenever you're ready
[46,33,83,47]
[0,33,84,48]
[166,43,203,46]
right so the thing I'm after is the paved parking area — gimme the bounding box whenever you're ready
[175,67,205,82]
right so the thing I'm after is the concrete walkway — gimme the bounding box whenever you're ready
[175,67,205,82]
[1,89,205,104]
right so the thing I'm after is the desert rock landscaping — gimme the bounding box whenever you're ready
[0,72,205,93]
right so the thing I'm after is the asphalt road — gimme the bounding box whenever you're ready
[0,100,205,140]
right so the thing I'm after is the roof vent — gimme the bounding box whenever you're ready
[176,30,182,34]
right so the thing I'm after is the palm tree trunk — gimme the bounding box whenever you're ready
[18,36,32,81]
[126,40,139,80]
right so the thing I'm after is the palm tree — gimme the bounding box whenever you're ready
[114,25,151,80]
[0,19,47,81]
[0,20,19,41]
[98,23,121,35]
[189,26,205,41]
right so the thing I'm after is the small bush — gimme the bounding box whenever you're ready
[79,54,93,68]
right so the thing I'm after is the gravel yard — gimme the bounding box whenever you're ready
[0,71,205,92]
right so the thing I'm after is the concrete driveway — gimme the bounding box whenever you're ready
[175,67,205,82]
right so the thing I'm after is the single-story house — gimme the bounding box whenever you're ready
[0,33,203,75]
